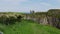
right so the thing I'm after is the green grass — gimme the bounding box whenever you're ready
[0,20,60,34]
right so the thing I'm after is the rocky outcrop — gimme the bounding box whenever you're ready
[47,9,60,28]
[47,16,60,29]
[24,9,60,29]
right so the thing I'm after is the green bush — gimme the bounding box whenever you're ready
[0,14,22,25]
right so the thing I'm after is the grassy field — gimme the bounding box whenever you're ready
[0,20,60,34]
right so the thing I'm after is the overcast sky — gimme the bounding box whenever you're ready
[0,0,60,12]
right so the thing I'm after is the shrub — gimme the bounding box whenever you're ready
[0,14,22,25]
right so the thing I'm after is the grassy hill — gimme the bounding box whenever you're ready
[0,20,60,34]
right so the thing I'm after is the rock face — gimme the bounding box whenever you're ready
[47,9,60,28]
[36,17,48,25]
[47,16,60,28]
[24,9,60,29]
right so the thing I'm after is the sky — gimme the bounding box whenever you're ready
[0,0,60,12]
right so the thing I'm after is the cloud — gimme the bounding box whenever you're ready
[56,0,60,1]
[1,0,28,2]
[0,0,29,7]
[55,0,60,3]
[40,2,52,6]
[0,0,59,12]
[0,0,28,5]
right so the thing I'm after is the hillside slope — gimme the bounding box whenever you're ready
[0,20,60,34]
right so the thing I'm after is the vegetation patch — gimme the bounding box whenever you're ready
[0,13,22,25]
[0,20,60,34]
